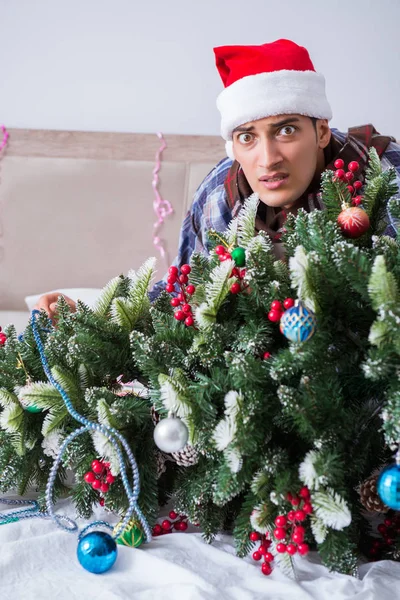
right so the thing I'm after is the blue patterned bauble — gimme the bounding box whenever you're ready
[77,531,118,573]
[279,302,317,343]
[377,463,400,510]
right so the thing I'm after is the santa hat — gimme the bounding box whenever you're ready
[214,39,332,159]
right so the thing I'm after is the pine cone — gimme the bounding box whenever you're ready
[171,443,199,467]
[155,451,166,479]
[359,474,389,513]
[151,405,160,427]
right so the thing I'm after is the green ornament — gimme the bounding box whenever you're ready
[231,246,246,267]
[113,518,144,548]
[20,401,42,413]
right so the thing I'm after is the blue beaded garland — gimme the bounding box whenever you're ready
[377,463,400,510]
[77,531,118,574]
[280,302,317,343]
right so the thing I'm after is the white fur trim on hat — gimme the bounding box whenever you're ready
[217,69,332,141]
[225,141,235,160]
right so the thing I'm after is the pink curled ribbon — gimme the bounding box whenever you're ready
[0,125,9,154]
[152,133,174,267]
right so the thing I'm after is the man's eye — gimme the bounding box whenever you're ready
[238,133,254,144]
[279,125,296,136]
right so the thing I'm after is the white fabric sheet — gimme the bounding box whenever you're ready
[1,497,400,600]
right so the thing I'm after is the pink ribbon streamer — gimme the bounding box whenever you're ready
[0,125,9,153]
[152,132,174,268]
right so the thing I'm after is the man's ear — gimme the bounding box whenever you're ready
[317,119,331,149]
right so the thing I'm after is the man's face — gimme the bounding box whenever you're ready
[232,114,331,209]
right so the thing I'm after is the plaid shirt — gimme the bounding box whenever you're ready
[150,128,400,300]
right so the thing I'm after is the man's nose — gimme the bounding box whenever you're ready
[257,138,282,170]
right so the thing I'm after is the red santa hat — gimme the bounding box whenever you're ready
[214,39,332,159]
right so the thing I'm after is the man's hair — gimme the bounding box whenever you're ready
[310,117,317,131]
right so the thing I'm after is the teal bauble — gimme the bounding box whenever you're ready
[377,463,400,510]
[77,531,118,573]
[231,247,246,267]
[280,302,316,343]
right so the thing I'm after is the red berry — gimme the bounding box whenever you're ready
[232,267,240,278]
[215,245,227,256]
[353,180,362,190]
[252,551,262,561]
[287,510,296,522]
[167,274,177,284]
[182,303,192,314]
[264,552,274,563]
[377,524,387,535]
[274,515,287,527]
[334,168,346,180]
[106,473,115,484]
[348,161,359,172]
[180,264,191,275]
[261,562,272,576]
[286,492,293,502]
[153,524,162,535]
[384,518,393,527]
[286,543,297,555]
[270,300,283,312]
[178,521,188,531]
[91,460,103,474]
[291,495,300,506]
[99,498,105,507]
[219,253,231,262]
[347,185,354,195]
[166,283,175,293]
[263,351,272,360]
[84,471,96,484]
[292,531,304,544]
[345,171,354,182]
[273,527,286,540]
[268,310,281,323]
[169,511,178,520]
[249,531,261,542]
[162,519,172,531]
[298,543,309,556]
[298,486,310,499]
[186,285,196,295]
[184,316,194,327]
[0,333,6,346]
[352,196,362,206]
[294,510,306,522]
[283,298,295,310]
[303,503,313,515]
[100,483,109,493]
[264,539,272,549]
[91,479,101,490]
[168,266,179,276]
[258,544,268,555]
[230,283,241,294]
[171,297,181,307]
[334,159,344,169]
[179,274,189,284]
[174,310,185,321]
[276,543,287,553]
[177,292,184,302]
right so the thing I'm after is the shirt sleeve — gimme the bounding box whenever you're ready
[381,141,400,238]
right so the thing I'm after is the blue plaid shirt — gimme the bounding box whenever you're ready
[150,129,400,300]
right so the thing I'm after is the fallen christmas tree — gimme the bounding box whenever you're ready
[1,148,400,576]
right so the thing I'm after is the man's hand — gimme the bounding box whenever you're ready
[33,292,77,323]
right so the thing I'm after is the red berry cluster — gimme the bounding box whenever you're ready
[215,244,232,262]
[0,326,7,346]
[165,265,195,327]
[271,487,312,558]
[249,531,274,576]
[84,459,116,504]
[267,298,295,323]
[333,159,363,206]
[230,266,247,294]
[369,513,400,559]
[152,511,191,536]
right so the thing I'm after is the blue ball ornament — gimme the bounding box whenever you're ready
[377,463,400,511]
[77,531,118,573]
[280,302,317,343]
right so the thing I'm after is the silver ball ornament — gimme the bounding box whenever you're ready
[153,416,189,453]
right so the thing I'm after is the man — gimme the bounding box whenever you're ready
[35,39,400,316]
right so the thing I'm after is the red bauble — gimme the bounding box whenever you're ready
[215,245,226,256]
[162,519,172,531]
[276,543,287,553]
[184,316,194,327]
[270,300,283,312]
[166,283,175,293]
[230,282,241,294]
[0,333,7,346]
[174,310,185,321]
[274,515,287,527]
[91,460,104,474]
[268,310,281,323]
[334,158,344,169]
[283,298,295,310]
[273,527,286,540]
[84,471,96,484]
[337,206,370,238]
[348,161,359,172]
[286,543,297,555]
[252,551,262,561]
[180,264,191,275]
[298,543,309,556]
[171,298,181,307]
[261,562,272,576]
[249,531,261,542]
[186,285,196,295]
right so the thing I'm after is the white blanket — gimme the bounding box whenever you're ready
[1,497,400,600]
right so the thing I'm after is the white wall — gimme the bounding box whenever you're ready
[1,0,400,139]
